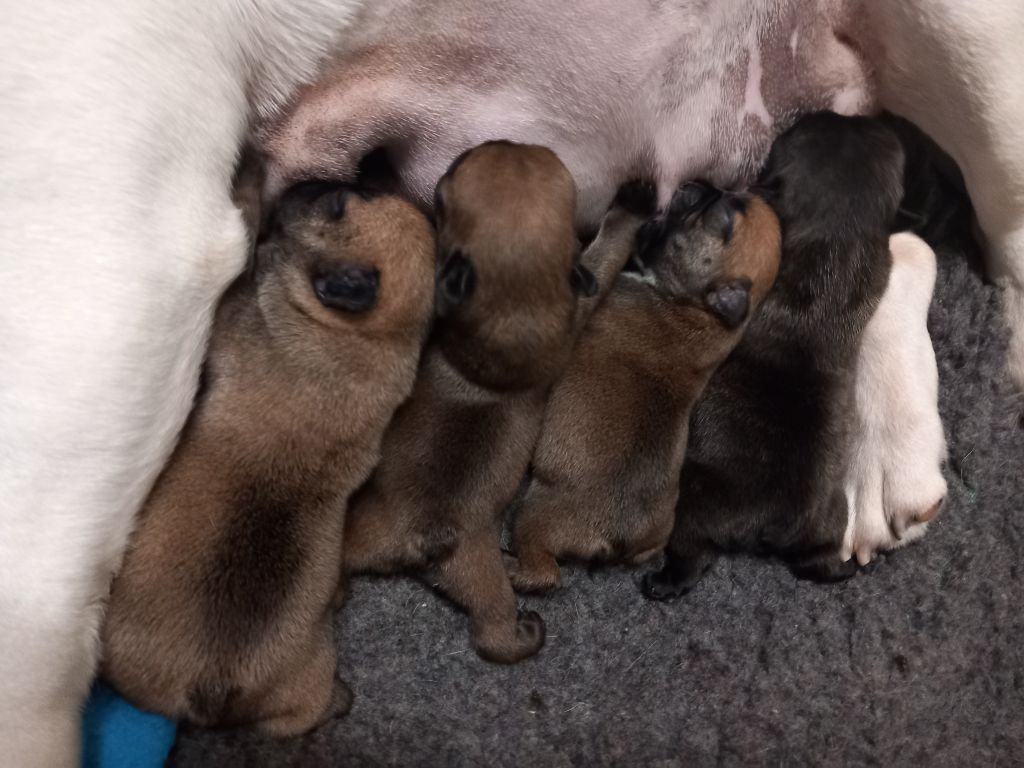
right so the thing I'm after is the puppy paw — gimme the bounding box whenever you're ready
[331,679,353,718]
[613,179,658,217]
[790,556,858,583]
[475,610,546,664]
[515,610,546,652]
[846,493,944,566]
[504,552,561,593]
[640,569,688,602]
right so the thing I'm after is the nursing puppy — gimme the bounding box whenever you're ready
[843,232,948,564]
[507,183,781,592]
[643,112,903,599]
[7,3,1024,761]
[342,141,653,662]
[102,184,434,736]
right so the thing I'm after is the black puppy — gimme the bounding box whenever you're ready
[643,112,904,599]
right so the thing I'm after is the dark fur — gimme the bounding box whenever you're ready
[507,183,781,592]
[101,183,435,735]
[643,112,904,600]
[342,141,655,663]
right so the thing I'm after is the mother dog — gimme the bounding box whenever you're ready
[1,0,1022,764]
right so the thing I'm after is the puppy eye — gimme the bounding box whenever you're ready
[313,265,380,313]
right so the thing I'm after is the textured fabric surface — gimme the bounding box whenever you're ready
[169,182,1024,768]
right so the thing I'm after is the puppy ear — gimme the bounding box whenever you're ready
[570,264,598,298]
[313,265,380,313]
[705,278,751,329]
[436,250,476,315]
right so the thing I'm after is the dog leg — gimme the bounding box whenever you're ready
[434,533,545,663]
[843,232,947,564]
[507,517,564,594]
[573,180,658,327]
[250,624,347,738]
[869,0,1024,387]
[787,491,859,582]
[641,523,718,602]
[343,497,448,575]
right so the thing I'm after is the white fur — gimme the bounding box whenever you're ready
[865,0,1024,388]
[842,233,948,565]
[0,2,363,765]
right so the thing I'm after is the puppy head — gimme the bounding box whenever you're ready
[431,141,582,389]
[755,112,905,239]
[255,181,435,342]
[632,181,781,329]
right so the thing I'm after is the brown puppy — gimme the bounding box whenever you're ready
[508,182,781,592]
[342,141,653,663]
[101,183,435,736]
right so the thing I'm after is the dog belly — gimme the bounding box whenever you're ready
[262,0,875,227]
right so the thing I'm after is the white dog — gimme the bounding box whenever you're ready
[843,233,948,565]
[0,2,365,765]
[1,1,1021,764]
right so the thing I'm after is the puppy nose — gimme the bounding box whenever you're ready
[313,265,380,312]
[704,197,737,241]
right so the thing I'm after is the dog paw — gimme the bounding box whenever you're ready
[515,610,546,651]
[475,610,546,664]
[790,555,859,582]
[331,679,353,718]
[613,179,658,217]
[640,569,687,602]
[844,491,945,566]
[504,552,561,593]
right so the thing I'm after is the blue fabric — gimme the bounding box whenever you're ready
[81,682,177,768]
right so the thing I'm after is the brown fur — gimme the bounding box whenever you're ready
[508,186,782,592]
[342,141,653,663]
[100,187,435,736]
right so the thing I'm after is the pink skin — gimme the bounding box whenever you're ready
[260,0,873,228]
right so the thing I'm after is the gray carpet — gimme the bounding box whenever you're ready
[170,161,1024,767]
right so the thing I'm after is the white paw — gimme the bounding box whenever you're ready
[842,233,948,565]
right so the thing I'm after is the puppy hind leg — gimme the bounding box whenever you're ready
[640,523,717,601]
[787,491,859,582]
[249,625,347,738]
[507,496,571,593]
[343,497,441,575]
[434,534,545,663]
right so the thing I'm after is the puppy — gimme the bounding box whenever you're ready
[101,184,434,736]
[507,182,781,592]
[843,232,948,564]
[643,112,904,599]
[342,141,653,663]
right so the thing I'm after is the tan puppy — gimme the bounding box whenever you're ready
[342,141,654,663]
[508,182,781,591]
[101,183,435,736]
